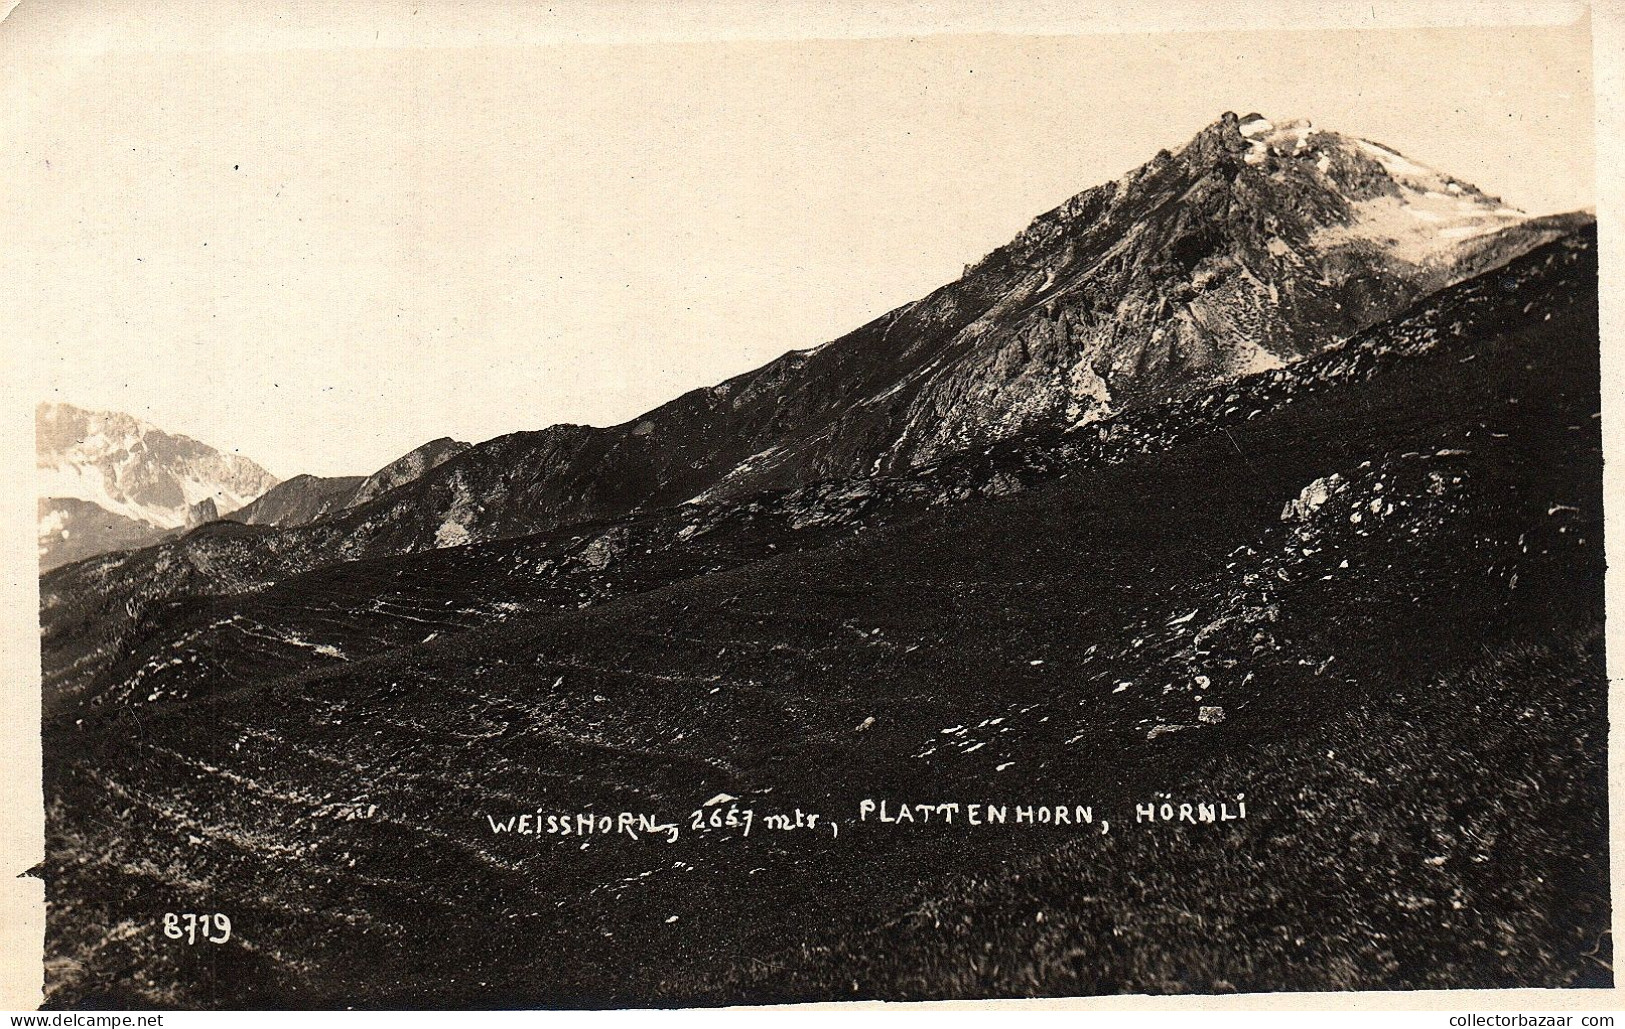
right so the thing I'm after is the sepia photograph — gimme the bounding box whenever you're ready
[1,0,1614,1013]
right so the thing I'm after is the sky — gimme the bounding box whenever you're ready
[2,3,1596,478]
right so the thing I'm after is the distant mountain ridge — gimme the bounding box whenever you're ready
[36,402,280,570]
[38,405,473,567]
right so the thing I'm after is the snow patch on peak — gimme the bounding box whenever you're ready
[1304,136,1529,265]
[1354,139,1436,182]
[1238,115,1321,166]
[1313,189,1525,265]
[1251,116,1315,147]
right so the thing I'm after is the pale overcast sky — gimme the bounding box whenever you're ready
[3,3,1595,477]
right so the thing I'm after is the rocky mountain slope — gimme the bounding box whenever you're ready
[39,229,1606,1005]
[39,227,1596,718]
[230,438,470,528]
[347,437,472,509]
[36,499,166,574]
[39,113,1588,618]
[226,474,367,529]
[36,403,279,571]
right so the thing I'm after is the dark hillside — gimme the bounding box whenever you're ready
[41,230,1605,1006]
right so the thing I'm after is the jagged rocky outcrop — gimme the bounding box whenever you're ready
[184,497,220,528]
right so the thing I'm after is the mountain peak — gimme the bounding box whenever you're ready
[36,403,280,570]
[1174,110,1292,159]
[36,402,278,526]
[349,437,472,509]
[40,116,1587,573]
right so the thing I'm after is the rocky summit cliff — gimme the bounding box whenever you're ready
[41,113,1589,595]
[36,402,279,570]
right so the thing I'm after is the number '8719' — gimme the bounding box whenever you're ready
[163,912,231,944]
